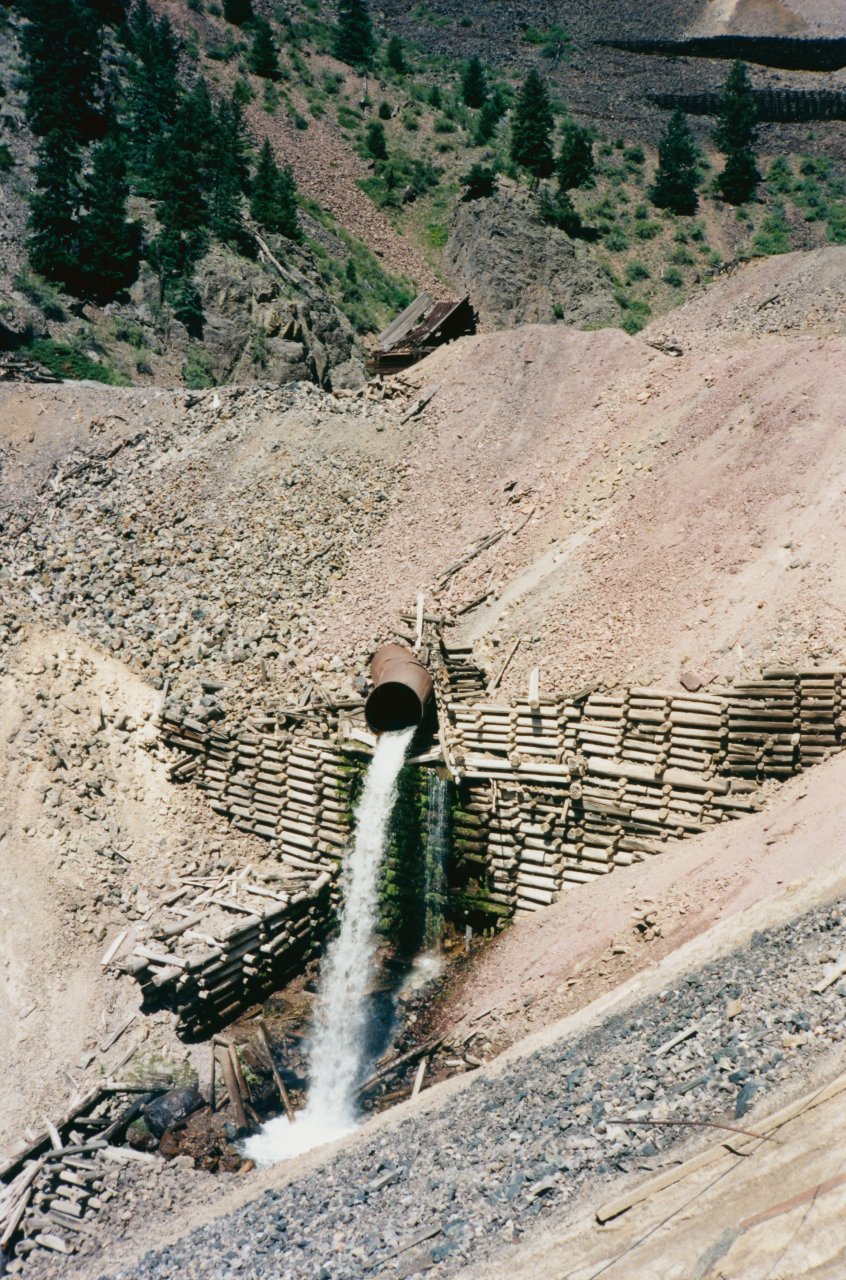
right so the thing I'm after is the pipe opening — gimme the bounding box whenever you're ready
[365,643,435,736]
[366,681,427,734]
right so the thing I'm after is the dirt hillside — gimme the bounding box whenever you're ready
[3,242,846,1214]
[313,246,846,697]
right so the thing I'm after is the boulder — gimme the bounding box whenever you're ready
[446,181,620,332]
[144,1085,204,1138]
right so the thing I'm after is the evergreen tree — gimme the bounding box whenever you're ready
[474,90,505,144]
[333,0,375,69]
[460,162,496,201]
[510,68,554,183]
[364,120,387,160]
[461,55,487,109]
[385,36,405,74]
[557,120,594,191]
[79,135,139,300]
[713,60,759,205]
[22,0,102,141]
[223,0,253,25]
[127,4,180,190]
[207,97,248,247]
[274,163,300,242]
[650,109,699,215]
[250,139,300,240]
[27,131,83,291]
[249,17,281,79]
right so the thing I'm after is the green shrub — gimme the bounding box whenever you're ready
[182,347,217,388]
[604,227,629,251]
[425,222,448,247]
[827,204,846,244]
[670,246,695,265]
[635,220,661,240]
[337,105,362,128]
[663,267,683,287]
[625,260,650,282]
[378,100,392,120]
[28,339,129,384]
[14,271,66,321]
[623,144,645,167]
[767,156,794,194]
[752,205,791,255]
[434,117,456,134]
[0,143,13,172]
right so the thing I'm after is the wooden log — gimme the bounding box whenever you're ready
[217,1046,248,1130]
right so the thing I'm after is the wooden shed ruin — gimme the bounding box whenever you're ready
[367,292,476,375]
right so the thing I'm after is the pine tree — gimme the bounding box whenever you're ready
[127,4,180,190]
[27,131,83,291]
[250,139,300,241]
[274,164,300,242]
[207,97,248,247]
[223,0,253,25]
[557,120,594,191]
[249,17,281,79]
[474,90,505,144]
[713,60,759,205]
[333,0,375,69]
[79,135,139,300]
[510,68,554,183]
[385,36,405,74]
[650,109,699,215]
[22,0,102,141]
[461,55,487,109]
[155,83,211,251]
[364,120,387,161]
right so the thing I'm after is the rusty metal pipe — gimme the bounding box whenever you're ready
[365,644,434,734]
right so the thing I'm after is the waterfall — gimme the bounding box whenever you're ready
[244,726,414,1165]
[423,773,449,951]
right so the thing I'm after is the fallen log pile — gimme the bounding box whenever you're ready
[0,1080,173,1271]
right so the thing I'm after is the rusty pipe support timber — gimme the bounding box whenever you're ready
[365,643,435,735]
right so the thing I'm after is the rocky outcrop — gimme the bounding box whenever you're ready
[192,243,366,391]
[446,184,621,331]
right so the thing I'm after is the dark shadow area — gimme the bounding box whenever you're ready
[601,36,846,73]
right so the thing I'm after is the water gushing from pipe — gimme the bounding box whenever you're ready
[244,727,414,1165]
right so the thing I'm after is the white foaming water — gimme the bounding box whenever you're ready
[245,726,414,1166]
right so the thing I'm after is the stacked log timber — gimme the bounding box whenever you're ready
[114,865,332,1036]
[438,665,846,918]
[141,659,846,1020]
[0,1081,173,1268]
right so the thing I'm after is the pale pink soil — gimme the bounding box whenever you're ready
[435,751,846,1052]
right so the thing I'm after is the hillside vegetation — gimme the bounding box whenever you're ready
[2,0,846,382]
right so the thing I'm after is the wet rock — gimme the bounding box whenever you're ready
[144,1086,204,1138]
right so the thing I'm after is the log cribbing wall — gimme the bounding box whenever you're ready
[123,708,352,1035]
[651,88,846,123]
[132,660,845,1022]
[440,661,846,916]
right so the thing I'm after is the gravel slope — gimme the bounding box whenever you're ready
[90,892,846,1280]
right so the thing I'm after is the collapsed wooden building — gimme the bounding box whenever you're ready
[367,293,476,375]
